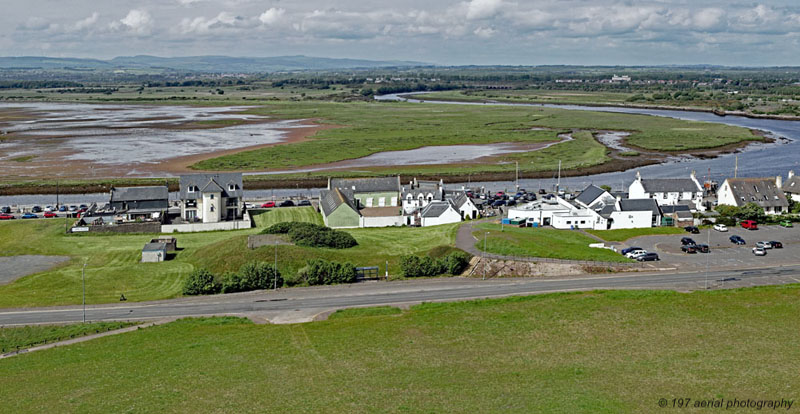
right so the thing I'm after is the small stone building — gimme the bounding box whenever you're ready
[141,242,167,263]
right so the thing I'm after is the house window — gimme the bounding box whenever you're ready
[210,206,214,212]
[188,186,196,193]
[776,206,783,213]
[566,220,571,224]
[662,193,667,199]
[228,184,236,191]
[210,194,214,199]
[378,197,386,207]
[580,220,586,224]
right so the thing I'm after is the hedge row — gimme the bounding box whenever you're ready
[262,222,357,249]
[183,261,283,295]
[297,259,358,286]
[399,251,471,277]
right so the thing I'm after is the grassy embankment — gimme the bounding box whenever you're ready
[1,286,799,412]
[587,227,685,242]
[250,206,324,227]
[0,322,136,353]
[0,209,458,307]
[473,223,630,263]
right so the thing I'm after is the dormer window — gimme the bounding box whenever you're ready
[188,185,198,193]
[228,184,236,191]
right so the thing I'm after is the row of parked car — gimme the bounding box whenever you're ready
[620,246,660,262]
[0,204,90,220]
[251,200,311,209]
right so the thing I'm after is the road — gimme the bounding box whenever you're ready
[2,264,800,326]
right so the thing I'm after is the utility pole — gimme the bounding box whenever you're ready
[515,161,519,191]
[483,232,488,280]
[734,155,738,178]
[557,160,562,193]
[82,262,87,323]
[273,240,278,290]
[705,227,710,290]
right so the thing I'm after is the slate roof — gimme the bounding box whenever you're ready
[319,188,359,217]
[420,201,454,218]
[599,204,616,219]
[142,242,167,252]
[575,185,607,206]
[725,178,788,208]
[640,179,700,193]
[330,176,400,193]
[783,175,800,194]
[180,173,243,200]
[450,192,472,210]
[659,205,692,214]
[110,186,168,202]
[619,199,661,216]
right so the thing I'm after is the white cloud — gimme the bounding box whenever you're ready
[465,0,504,20]
[259,8,285,25]
[74,12,99,31]
[116,9,153,35]
[178,12,249,34]
[473,26,496,38]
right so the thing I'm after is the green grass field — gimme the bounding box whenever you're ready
[1,286,798,413]
[474,223,631,262]
[586,227,685,242]
[251,206,323,228]
[0,219,458,307]
[0,322,136,353]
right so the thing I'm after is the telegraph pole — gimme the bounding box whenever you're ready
[82,262,87,323]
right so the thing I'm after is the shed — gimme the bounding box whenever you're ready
[150,236,177,252]
[141,242,167,263]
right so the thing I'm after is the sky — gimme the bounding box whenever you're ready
[2,0,800,66]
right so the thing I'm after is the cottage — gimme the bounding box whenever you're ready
[141,242,167,263]
[401,179,443,214]
[419,201,462,227]
[329,176,401,208]
[109,186,169,221]
[660,205,694,227]
[628,171,704,211]
[449,192,480,220]
[319,188,361,228]
[717,177,789,215]
[180,173,243,223]
[574,185,616,210]
[617,199,662,227]
[782,170,800,203]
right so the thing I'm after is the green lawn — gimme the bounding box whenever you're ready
[1,286,798,413]
[586,227,685,242]
[251,206,323,228]
[0,322,136,353]
[0,220,458,307]
[474,223,630,262]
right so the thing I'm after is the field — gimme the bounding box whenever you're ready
[473,223,630,262]
[586,227,686,242]
[0,219,458,307]
[1,286,798,413]
[0,322,136,352]
[251,206,324,228]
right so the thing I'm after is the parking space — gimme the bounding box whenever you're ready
[626,225,800,269]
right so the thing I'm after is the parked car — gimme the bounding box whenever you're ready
[31,205,42,213]
[752,247,767,256]
[756,241,773,249]
[79,204,88,210]
[538,189,547,195]
[626,250,649,259]
[713,224,728,232]
[491,200,506,207]
[0,206,10,214]
[68,205,77,212]
[681,244,698,254]
[261,201,276,208]
[43,211,57,218]
[0,213,14,220]
[44,206,54,212]
[695,244,710,253]
[770,241,783,249]
[21,212,38,219]
[58,205,68,212]
[637,253,660,261]
[298,200,312,206]
[525,194,537,201]
[506,199,517,206]
[279,200,295,207]
[684,225,699,234]
[779,220,793,228]
[729,235,746,245]
[621,246,643,255]
[741,220,758,230]
[680,237,696,245]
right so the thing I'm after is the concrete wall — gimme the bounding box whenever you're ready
[608,210,652,229]
[80,222,162,234]
[361,215,403,228]
[161,219,250,233]
[141,249,165,263]
[420,208,461,227]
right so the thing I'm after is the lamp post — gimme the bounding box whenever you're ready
[483,231,489,280]
[273,240,278,290]
[82,262,87,323]
[705,226,710,290]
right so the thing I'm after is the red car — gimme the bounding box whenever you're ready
[0,213,15,220]
[741,220,758,230]
[261,202,276,208]
[44,211,57,218]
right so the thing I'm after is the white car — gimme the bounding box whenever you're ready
[713,224,728,232]
[752,247,767,256]
[756,241,773,249]
[626,250,648,259]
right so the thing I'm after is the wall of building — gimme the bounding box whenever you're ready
[420,209,461,227]
[362,215,404,228]
[76,222,162,234]
[141,250,165,263]
[608,211,652,229]
[355,192,399,208]
[161,219,251,233]
[202,192,221,223]
[551,213,598,230]
[325,205,361,228]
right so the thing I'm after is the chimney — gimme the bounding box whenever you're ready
[789,170,795,179]
[776,175,783,189]
[635,170,642,181]
[690,170,696,179]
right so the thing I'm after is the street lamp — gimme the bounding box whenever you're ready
[273,240,278,290]
[82,261,87,323]
[483,231,489,280]
[705,226,710,290]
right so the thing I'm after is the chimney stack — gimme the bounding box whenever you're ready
[777,175,783,189]
[789,170,795,179]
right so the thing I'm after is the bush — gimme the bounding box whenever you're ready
[221,261,282,293]
[300,259,358,286]
[262,222,357,249]
[400,251,472,277]
[442,251,471,275]
[183,268,221,295]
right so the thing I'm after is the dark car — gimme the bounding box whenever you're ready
[621,246,643,255]
[681,244,697,254]
[525,194,537,201]
[684,226,699,234]
[58,205,68,212]
[279,200,295,207]
[297,200,312,207]
[538,189,547,195]
[681,237,696,245]
[695,244,710,253]
[729,235,746,245]
[0,206,10,214]
[31,205,42,213]
[506,199,516,206]
[21,212,38,219]
[770,241,783,249]
[491,200,506,207]
[637,253,660,261]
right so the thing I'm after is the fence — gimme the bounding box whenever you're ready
[477,252,644,268]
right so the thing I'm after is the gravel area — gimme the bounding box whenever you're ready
[0,256,70,285]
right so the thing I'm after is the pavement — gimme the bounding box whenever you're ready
[2,265,800,326]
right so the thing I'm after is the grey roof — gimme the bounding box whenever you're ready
[676,211,694,219]
[725,178,789,208]
[179,173,243,200]
[420,201,454,218]
[142,242,167,252]
[319,188,359,217]
[330,176,400,194]
[575,185,607,206]
[783,175,800,194]
[403,186,443,200]
[659,205,692,214]
[450,192,472,209]
[640,179,700,193]
[110,186,168,202]
[619,199,661,216]
[599,204,616,219]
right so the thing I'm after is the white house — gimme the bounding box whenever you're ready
[615,199,662,228]
[401,179,443,214]
[449,192,480,220]
[628,171,705,211]
[419,201,462,227]
[574,185,616,210]
[717,177,789,215]
[509,194,659,230]
[782,170,800,203]
[180,173,244,223]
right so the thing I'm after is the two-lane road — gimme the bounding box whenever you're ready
[2,265,799,326]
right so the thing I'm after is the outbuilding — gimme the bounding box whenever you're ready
[141,242,167,263]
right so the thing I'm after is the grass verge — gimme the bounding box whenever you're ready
[0,321,137,353]
[250,206,323,228]
[586,227,685,242]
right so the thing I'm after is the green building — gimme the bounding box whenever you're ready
[320,188,361,228]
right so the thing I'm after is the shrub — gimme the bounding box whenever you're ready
[183,268,221,295]
[300,259,358,286]
[221,261,282,293]
[262,222,357,249]
[401,251,473,277]
[442,251,471,275]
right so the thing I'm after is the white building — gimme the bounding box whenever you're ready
[419,201,462,227]
[508,193,659,230]
[782,170,800,203]
[717,177,789,215]
[401,179,443,214]
[449,192,480,220]
[179,173,244,223]
[628,171,705,211]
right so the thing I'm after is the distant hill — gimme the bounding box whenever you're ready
[0,55,428,73]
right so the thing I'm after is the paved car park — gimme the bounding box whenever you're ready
[626,225,800,269]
